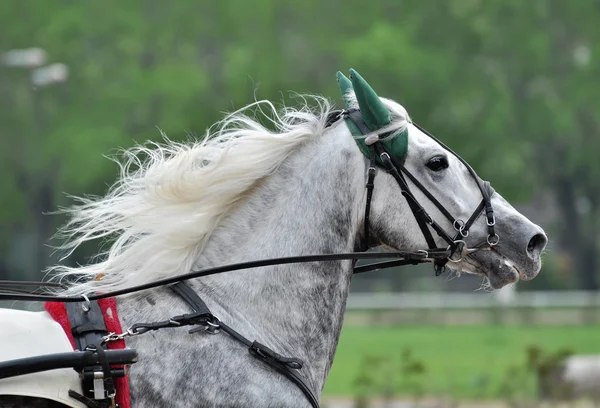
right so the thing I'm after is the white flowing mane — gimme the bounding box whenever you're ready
[50,94,410,295]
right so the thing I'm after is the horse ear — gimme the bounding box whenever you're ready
[336,71,354,109]
[349,69,391,130]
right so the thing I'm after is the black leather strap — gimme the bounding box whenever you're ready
[65,301,116,405]
[68,390,111,408]
[347,109,371,135]
[66,301,108,351]
[93,343,116,401]
[362,147,377,251]
[171,282,320,408]
[170,281,212,316]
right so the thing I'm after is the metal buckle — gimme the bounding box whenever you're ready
[487,215,496,227]
[366,166,376,183]
[92,371,105,400]
[204,319,220,335]
[424,212,434,225]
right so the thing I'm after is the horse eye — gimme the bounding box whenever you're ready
[426,156,449,172]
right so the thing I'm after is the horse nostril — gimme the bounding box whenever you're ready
[527,233,547,255]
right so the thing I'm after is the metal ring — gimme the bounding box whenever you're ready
[453,220,469,237]
[81,294,91,313]
[206,320,220,328]
[204,320,221,335]
[448,254,463,263]
[487,234,500,246]
[453,219,465,231]
[447,240,465,263]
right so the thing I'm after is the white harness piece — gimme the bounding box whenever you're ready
[0,308,87,408]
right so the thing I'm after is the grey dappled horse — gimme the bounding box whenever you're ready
[0,70,546,407]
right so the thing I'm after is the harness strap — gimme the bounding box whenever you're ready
[398,165,456,223]
[362,149,377,251]
[346,109,370,135]
[170,282,320,408]
[68,390,108,408]
[170,279,212,317]
[346,109,378,252]
[66,301,117,407]
[93,344,116,402]
[66,301,108,352]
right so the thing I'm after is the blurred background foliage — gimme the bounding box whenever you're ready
[3,0,598,291]
[2,0,600,405]
[0,0,600,289]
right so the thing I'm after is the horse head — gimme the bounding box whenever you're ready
[337,69,547,289]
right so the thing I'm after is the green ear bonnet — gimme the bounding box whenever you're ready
[336,69,408,160]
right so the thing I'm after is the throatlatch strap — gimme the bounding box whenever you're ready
[362,146,377,252]
[170,282,320,408]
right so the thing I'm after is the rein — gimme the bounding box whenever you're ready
[0,250,451,302]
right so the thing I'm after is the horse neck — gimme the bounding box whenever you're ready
[189,125,367,390]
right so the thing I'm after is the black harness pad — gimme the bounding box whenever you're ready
[66,301,108,351]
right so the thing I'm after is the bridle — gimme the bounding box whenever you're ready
[0,110,500,408]
[340,109,498,275]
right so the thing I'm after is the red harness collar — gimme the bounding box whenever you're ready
[45,299,131,408]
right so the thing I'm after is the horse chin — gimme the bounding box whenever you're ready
[452,248,523,290]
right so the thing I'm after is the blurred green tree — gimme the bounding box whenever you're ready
[0,0,598,288]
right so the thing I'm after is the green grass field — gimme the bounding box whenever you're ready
[323,325,600,399]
